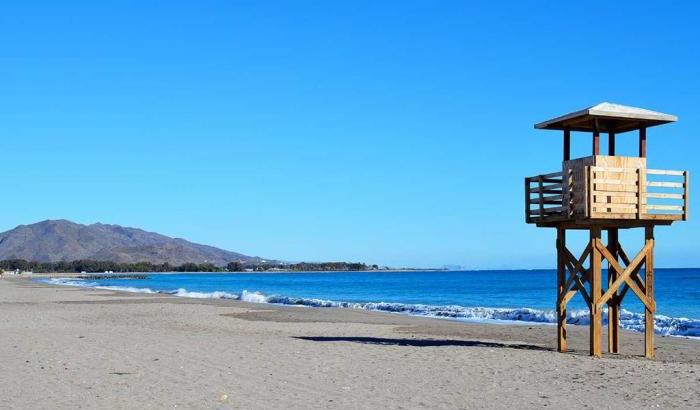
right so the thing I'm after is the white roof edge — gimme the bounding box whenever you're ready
[535,102,677,129]
[534,106,593,129]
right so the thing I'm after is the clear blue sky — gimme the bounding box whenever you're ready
[1,1,698,268]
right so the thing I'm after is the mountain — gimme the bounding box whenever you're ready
[0,220,269,266]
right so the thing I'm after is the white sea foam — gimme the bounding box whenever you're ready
[38,277,700,338]
[96,285,157,294]
[240,290,271,304]
[43,278,157,294]
[169,288,238,299]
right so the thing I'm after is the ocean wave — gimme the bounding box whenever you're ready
[43,277,157,294]
[39,277,700,338]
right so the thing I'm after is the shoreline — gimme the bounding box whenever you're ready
[36,273,700,340]
[2,276,699,409]
[11,275,700,356]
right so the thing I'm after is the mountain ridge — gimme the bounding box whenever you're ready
[0,219,268,266]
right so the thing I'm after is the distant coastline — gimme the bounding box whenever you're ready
[25,268,447,278]
[1,259,438,275]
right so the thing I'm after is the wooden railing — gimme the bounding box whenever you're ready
[587,166,689,220]
[643,168,689,220]
[526,167,688,223]
[525,171,566,223]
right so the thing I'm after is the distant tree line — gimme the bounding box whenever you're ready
[247,262,372,272]
[0,259,224,273]
[0,259,375,273]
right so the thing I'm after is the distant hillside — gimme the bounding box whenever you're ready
[0,220,269,266]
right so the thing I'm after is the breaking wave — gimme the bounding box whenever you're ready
[40,277,700,338]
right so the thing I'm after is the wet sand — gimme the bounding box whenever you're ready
[1,276,699,409]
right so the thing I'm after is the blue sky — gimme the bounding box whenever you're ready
[1,1,698,268]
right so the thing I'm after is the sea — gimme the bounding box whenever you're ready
[39,268,700,338]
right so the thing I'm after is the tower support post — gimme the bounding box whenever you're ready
[607,228,620,353]
[556,227,567,352]
[645,226,655,358]
[589,227,603,357]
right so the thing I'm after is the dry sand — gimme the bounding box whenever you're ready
[1,276,699,409]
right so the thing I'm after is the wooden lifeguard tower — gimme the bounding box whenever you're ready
[525,102,689,358]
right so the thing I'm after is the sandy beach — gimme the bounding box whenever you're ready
[1,276,699,409]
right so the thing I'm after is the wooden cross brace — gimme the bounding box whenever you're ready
[556,239,654,313]
[594,239,655,312]
[616,243,646,304]
[556,241,592,309]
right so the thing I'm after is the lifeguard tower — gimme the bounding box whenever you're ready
[525,103,689,358]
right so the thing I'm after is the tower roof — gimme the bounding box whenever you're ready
[535,102,677,133]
